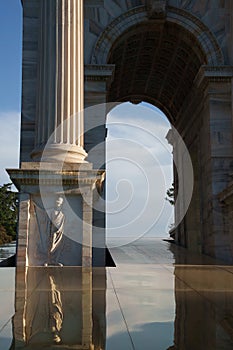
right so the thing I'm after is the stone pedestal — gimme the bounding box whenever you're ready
[7,163,105,267]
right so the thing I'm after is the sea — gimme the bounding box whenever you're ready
[0,242,16,263]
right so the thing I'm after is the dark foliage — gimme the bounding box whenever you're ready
[166,183,175,205]
[0,183,18,243]
[0,224,12,245]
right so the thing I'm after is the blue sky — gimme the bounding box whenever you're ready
[0,1,22,112]
[0,1,22,184]
[0,1,174,238]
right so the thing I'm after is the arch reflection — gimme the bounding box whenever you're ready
[169,244,233,350]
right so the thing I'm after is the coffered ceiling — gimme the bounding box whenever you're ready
[108,21,207,120]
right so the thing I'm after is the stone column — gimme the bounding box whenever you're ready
[31,0,87,163]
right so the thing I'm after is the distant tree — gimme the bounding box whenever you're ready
[0,183,18,243]
[0,224,12,245]
[166,183,175,205]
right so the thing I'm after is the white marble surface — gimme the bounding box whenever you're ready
[0,239,233,349]
[0,268,15,349]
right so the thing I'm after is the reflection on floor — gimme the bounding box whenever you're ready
[0,239,233,349]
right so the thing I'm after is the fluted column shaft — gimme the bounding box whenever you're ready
[32,0,87,163]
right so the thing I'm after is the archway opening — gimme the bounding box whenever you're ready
[106,102,174,246]
[105,19,208,252]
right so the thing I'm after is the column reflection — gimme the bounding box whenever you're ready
[11,266,106,349]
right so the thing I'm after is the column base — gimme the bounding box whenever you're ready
[31,143,88,163]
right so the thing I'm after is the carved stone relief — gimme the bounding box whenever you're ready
[28,195,83,266]
[146,0,167,19]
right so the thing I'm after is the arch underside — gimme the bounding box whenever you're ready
[107,21,207,121]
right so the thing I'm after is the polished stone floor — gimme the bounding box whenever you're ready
[0,239,233,349]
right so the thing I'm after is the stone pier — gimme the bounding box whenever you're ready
[8,0,106,268]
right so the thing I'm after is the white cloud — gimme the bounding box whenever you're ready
[0,111,20,185]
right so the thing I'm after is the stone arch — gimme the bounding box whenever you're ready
[91,5,224,66]
[85,3,233,263]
